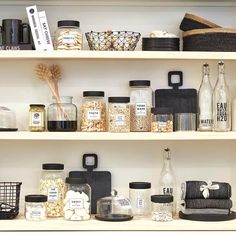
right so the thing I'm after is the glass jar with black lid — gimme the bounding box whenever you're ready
[55,20,82,50]
[108,97,130,132]
[47,96,77,132]
[39,163,66,217]
[80,91,106,132]
[151,107,173,132]
[129,80,152,132]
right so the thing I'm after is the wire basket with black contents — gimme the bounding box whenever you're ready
[0,182,22,219]
[85,31,141,51]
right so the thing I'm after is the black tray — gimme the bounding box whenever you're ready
[179,211,236,221]
[0,128,18,131]
[95,214,133,222]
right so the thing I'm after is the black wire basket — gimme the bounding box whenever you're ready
[0,182,22,219]
[85,31,141,51]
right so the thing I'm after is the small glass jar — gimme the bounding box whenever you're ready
[39,163,66,217]
[151,107,173,132]
[80,91,106,132]
[47,96,77,132]
[129,182,151,216]
[151,195,173,222]
[64,177,91,221]
[108,97,130,132]
[29,104,46,132]
[129,80,152,132]
[54,20,82,50]
[25,194,47,221]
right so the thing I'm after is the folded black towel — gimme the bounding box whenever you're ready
[182,181,231,199]
[184,199,232,209]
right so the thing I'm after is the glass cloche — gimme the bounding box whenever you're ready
[95,189,133,222]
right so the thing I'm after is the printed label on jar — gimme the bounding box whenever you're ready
[31,209,44,218]
[158,121,167,128]
[136,197,145,209]
[62,34,76,45]
[30,112,43,127]
[87,110,101,120]
[115,114,125,126]
[69,198,84,209]
[135,103,147,116]
[47,187,59,202]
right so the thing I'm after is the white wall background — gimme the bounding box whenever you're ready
[0,3,235,213]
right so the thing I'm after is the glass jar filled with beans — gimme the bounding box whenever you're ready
[151,107,173,132]
[54,20,82,50]
[29,104,45,132]
[80,91,106,132]
[108,97,130,132]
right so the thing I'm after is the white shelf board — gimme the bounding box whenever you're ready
[0,216,235,231]
[0,0,235,7]
[0,131,236,141]
[0,50,236,61]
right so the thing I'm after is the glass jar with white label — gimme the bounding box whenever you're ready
[29,104,45,132]
[25,194,47,221]
[108,97,130,132]
[54,20,82,50]
[39,163,66,218]
[64,177,91,221]
[129,182,151,216]
[80,91,106,132]
[129,80,152,132]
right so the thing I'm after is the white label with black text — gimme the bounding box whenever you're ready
[87,110,101,120]
[47,187,58,202]
[31,112,43,127]
[135,103,147,116]
[136,197,145,209]
[62,34,75,45]
[115,114,125,126]
[69,198,84,209]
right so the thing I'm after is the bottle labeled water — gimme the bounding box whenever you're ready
[198,63,213,131]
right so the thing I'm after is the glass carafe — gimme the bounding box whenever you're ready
[47,96,77,131]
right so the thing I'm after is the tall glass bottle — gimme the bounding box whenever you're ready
[198,63,213,131]
[213,61,231,131]
[159,148,177,215]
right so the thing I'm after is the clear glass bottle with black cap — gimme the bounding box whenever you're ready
[151,195,173,222]
[64,177,91,221]
[39,163,66,217]
[47,96,77,132]
[198,63,213,131]
[129,182,151,216]
[159,148,177,215]
[25,194,47,221]
[55,20,82,50]
[213,61,231,131]
[80,91,106,132]
[108,96,130,132]
[129,80,152,132]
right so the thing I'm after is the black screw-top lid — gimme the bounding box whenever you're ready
[66,177,87,184]
[108,97,130,103]
[129,80,151,87]
[151,107,173,115]
[151,195,173,203]
[42,163,64,170]
[29,104,45,108]
[83,91,105,97]
[25,194,48,203]
[129,182,151,189]
[58,20,80,27]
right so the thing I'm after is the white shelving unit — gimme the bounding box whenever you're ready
[0,0,236,232]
